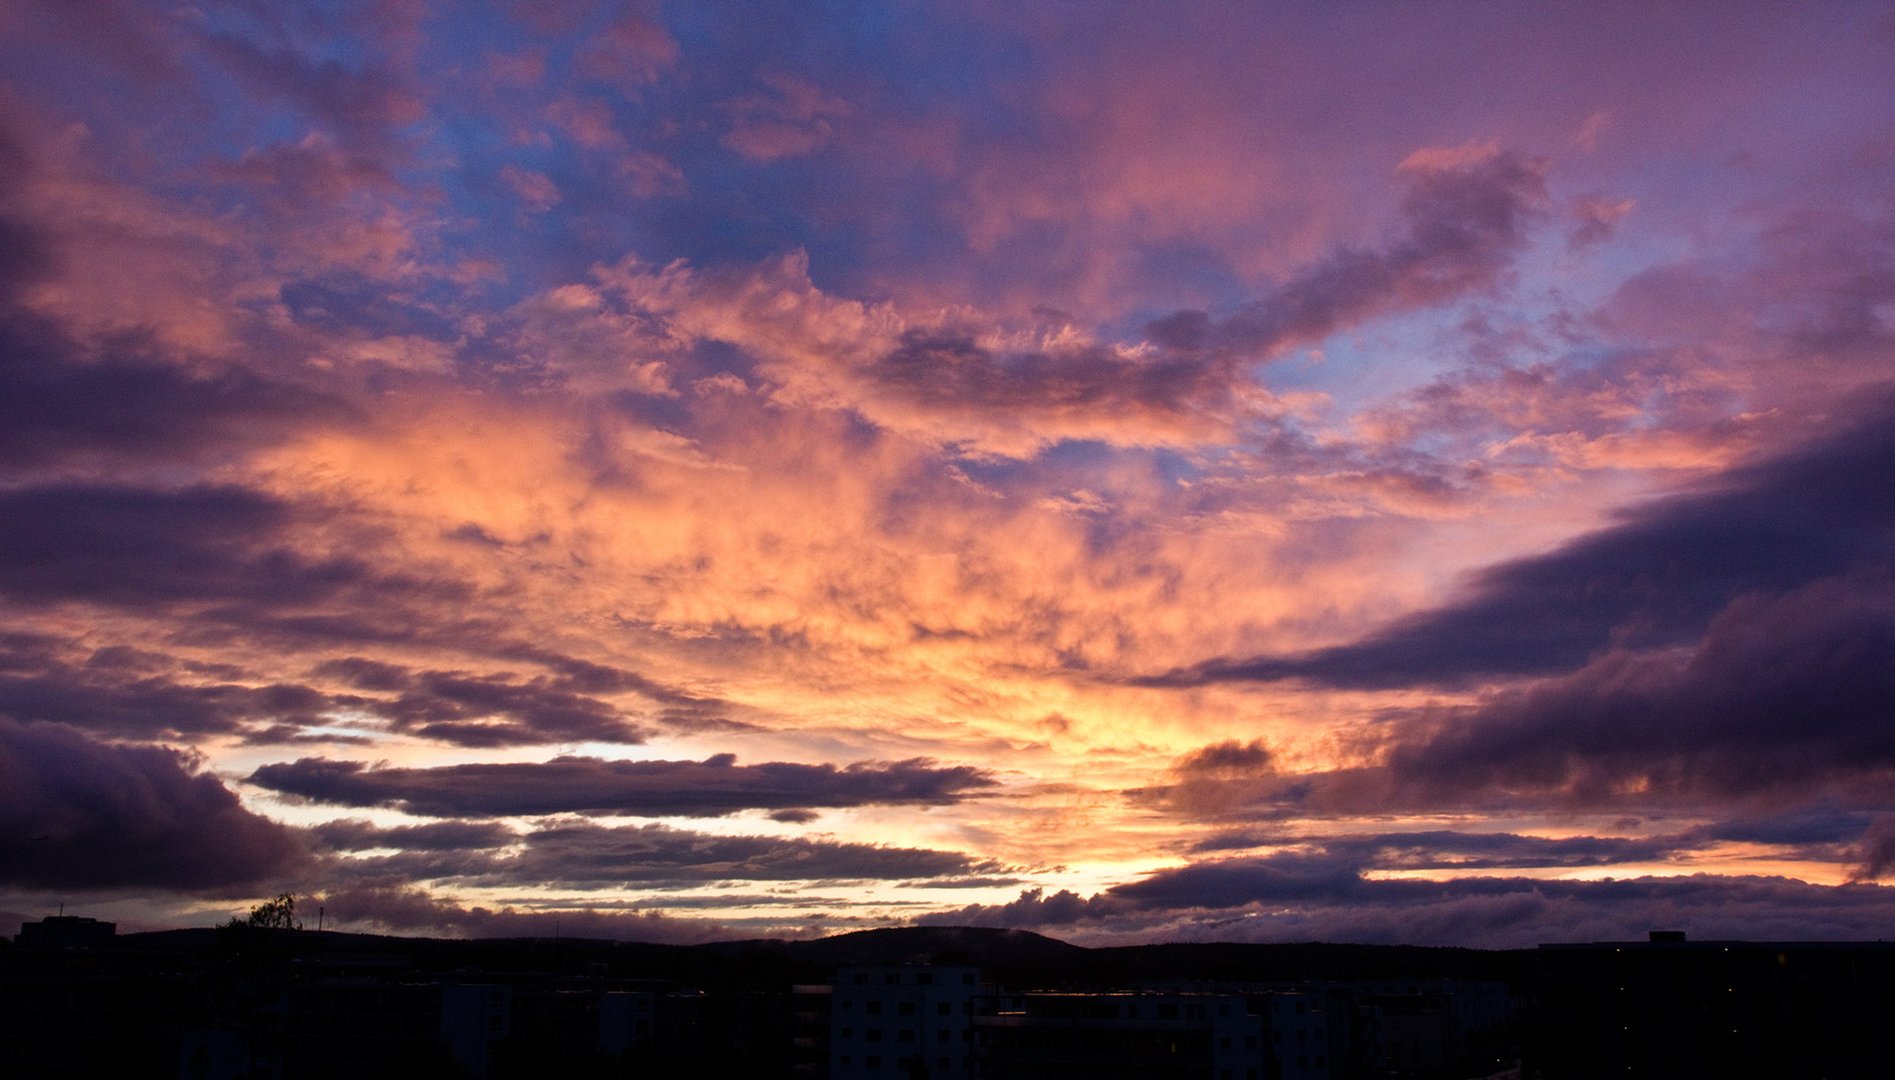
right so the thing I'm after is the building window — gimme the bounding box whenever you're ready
[899,1001,916,1016]
[868,1002,882,1015]
[938,1002,951,1015]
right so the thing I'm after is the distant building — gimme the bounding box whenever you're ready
[1527,934,1895,1079]
[793,983,834,1077]
[1254,991,1332,1080]
[830,964,983,1080]
[975,991,1264,1080]
[14,915,116,950]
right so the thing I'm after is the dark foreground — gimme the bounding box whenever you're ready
[4,919,1892,1078]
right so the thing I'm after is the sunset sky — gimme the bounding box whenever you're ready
[3,1,1894,948]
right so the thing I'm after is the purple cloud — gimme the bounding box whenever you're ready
[1148,396,1895,690]
[0,719,307,892]
[250,753,998,817]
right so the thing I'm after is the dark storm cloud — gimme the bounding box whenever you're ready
[0,483,416,608]
[316,882,731,944]
[1850,819,1895,882]
[1145,148,1546,358]
[1703,806,1879,846]
[308,817,1001,894]
[309,653,730,747]
[0,310,355,471]
[312,818,518,853]
[1134,576,1895,820]
[1113,850,1367,908]
[1372,575,1895,807]
[1148,394,1895,689]
[922,855,1895,947]
[1189,828,1684,871]
[0,632,364,743]
[370,670,647,747]
[249,753,998,817]
[492,644,727,711]
[0,624,666,755]
[0,123,56,297]
[370,821,999,890]
[0,118,348,474]
[0,718,307,891]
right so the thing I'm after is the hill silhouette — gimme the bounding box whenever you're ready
[106,924,1531,987]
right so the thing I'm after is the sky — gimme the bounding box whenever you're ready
[2,1,1894,949]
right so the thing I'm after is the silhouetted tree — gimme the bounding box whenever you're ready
[224,893,302,930]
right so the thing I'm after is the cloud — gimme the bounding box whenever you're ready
[859,147,1541,454]
[1568,194,1636,248]
[1148,396,1895,689]
[350,668,647,748]
[306,652,729,747]
[0,633,341,741]
[359,820,1001,889]
[1309,575,1895,816]
[0,307,354,472]
[721,73,850,161]
[575,7,679,91]
[599,146,1543,458]
[1849,819,1895,882]
[1127,738,1285,816]
[315,881,731,944]
[1174,739,1275,776]
[923,855,1895,948]
[312,818,517,853]
[1144,145,1546,359]
[1136,571,1895,819]
[250,753,997,817]
[199,26,424,162]
[0,483,448,611]
[1190,828,1686,871]
[0,719,307,892]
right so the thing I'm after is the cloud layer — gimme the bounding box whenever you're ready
[1,1,1891,943]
